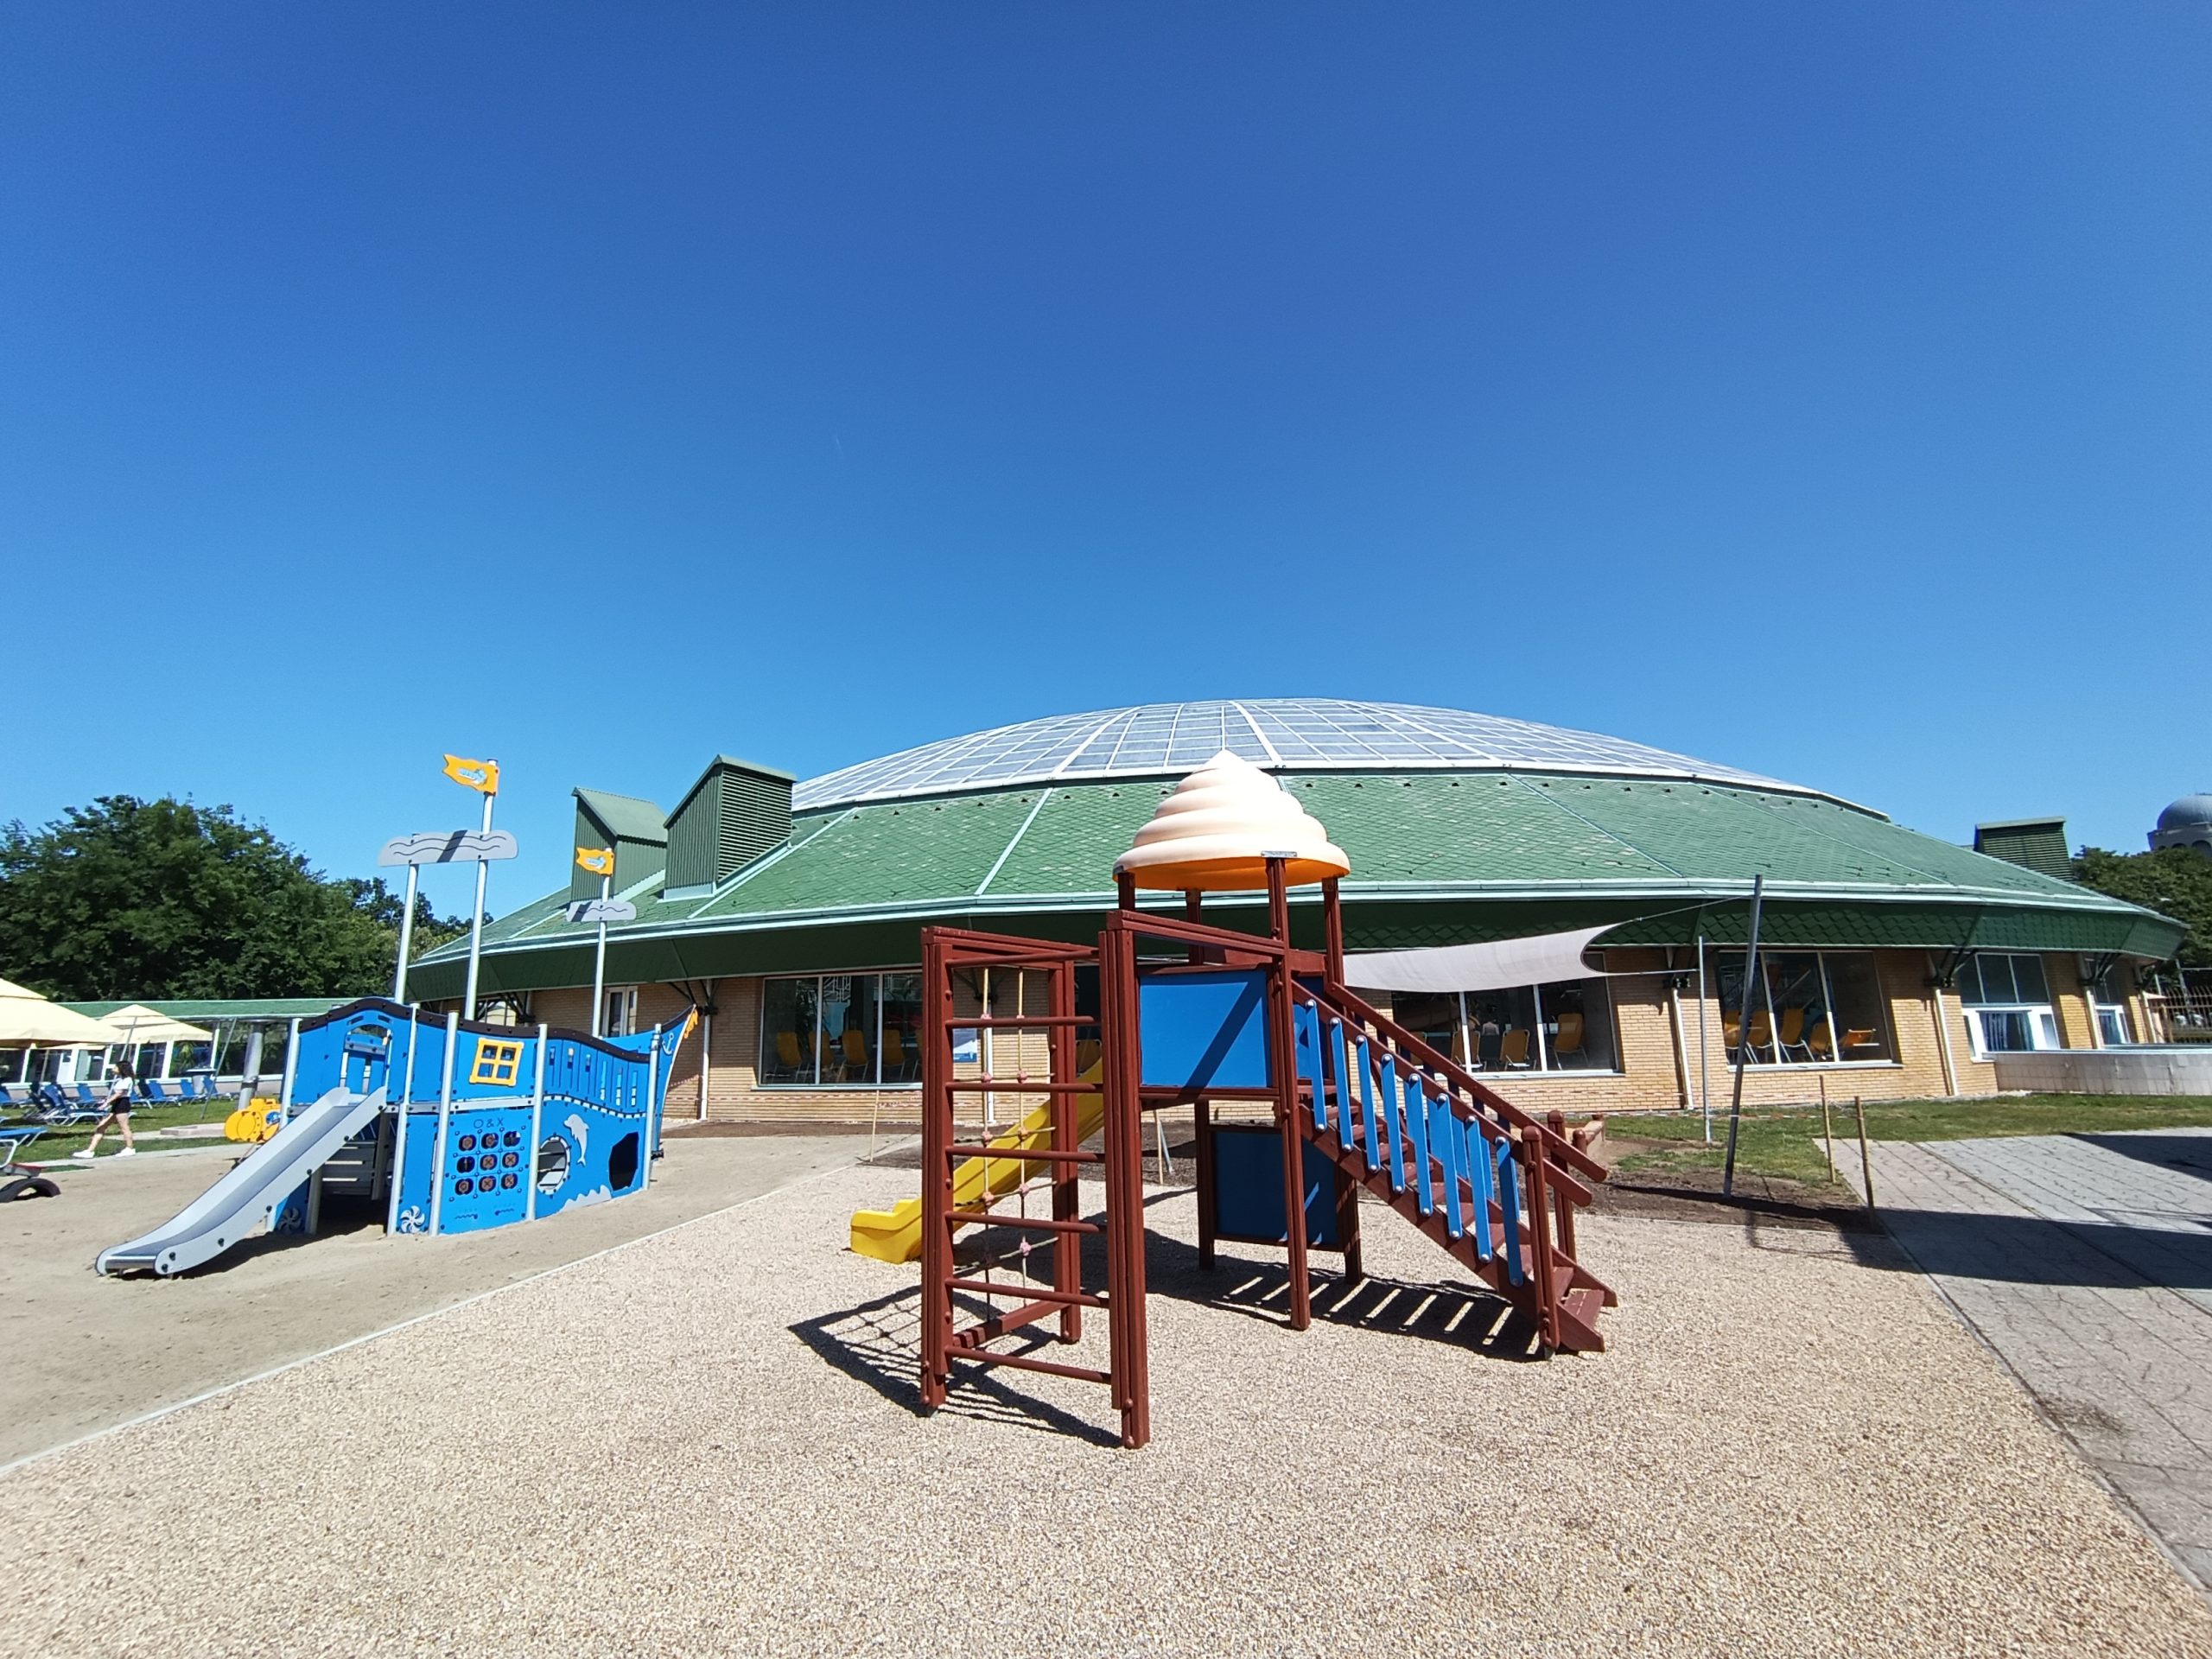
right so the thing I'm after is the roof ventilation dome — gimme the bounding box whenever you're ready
[1115,751,1351,892]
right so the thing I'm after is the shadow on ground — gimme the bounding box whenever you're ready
[2070,1132,2212,1185]
[789,1188,1554,1440]
[1842,1209,2212,1289]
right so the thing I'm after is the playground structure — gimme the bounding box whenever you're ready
[97,999,691,1276]
[898,752,1615,1447]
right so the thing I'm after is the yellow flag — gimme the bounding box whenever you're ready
[576,846,615,876]
[442,753,499,795]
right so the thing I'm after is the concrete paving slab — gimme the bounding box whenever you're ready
[1841,1129,2212,1595]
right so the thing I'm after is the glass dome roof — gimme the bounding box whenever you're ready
[793,698,1816,810]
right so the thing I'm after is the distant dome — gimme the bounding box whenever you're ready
[2152,793,2212,855]
[793,696,1821,811]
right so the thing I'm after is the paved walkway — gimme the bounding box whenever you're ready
[1841,1128,2212,1592]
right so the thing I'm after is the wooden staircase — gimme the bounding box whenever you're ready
[1292,982,1616,1353]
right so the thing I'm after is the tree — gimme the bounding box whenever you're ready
[2072,847,2212,969]
[0,796,468,1001]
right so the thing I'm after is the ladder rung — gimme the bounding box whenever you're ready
[944,1015,1090,1029]
[950,1078,1101,1093]
[945,1145,1102,1163]
[947,1347,1112,1385]
[947,1276,1107,1308]
[948,1210,1103,1236]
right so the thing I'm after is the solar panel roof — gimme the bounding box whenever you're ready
[792,699,1819,810]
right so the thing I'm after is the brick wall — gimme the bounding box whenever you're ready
[490,942,2145,1125]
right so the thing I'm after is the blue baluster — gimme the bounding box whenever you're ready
[1430,1083,1464,1240]
[1376,1053,1406,1192]
[1355,1037,1382,1173]
[1496,1138,1526,1285]
[1465,1116,1496,1262]
[1295,1004,1325,1132]
[1403,1068,1433,1217]
[1328,1020,1356,1153]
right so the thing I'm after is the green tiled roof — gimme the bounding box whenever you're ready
[408,769,2183,995]
[62,998,347,1021]
[575,786,668,846]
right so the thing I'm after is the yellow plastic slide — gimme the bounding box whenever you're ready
[849,1069,1103,1264]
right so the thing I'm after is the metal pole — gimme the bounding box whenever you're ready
[1854,1096,1876,1210]
[1929,954,1960,1097]
[279,1017,301,1119]
[589,871,611,1036]
[388,1007,420,1234]
[429,1012,459,1235]
[1721,876,1764,1198]
[641,1022,663,1183]
[461,784,495,1021]
[526,1023,548,1222]
[1696,934,1711,1143]
[391,861,419,1002]
[698,1000,713,1122]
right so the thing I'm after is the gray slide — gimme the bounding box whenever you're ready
[96,1086,387,1277]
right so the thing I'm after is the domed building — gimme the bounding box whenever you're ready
[411,698,2182,1117]
[2151,793,2212,857]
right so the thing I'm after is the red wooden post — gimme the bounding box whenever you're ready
[1322,875,1345,986]
[918,930,952,1409]
[1051,957,1082,1344]
[1267,857,1312,1332]
[1116,870,1136,911]
[1193,1096,1217,1268]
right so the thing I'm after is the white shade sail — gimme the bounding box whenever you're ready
[0,978,130,1046]
[100,1004,214,1045]
[1343,926,1618,995]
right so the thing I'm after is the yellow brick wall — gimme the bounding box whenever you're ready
[474,942,2163,1124]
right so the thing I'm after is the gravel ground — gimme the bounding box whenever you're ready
[3,1165,2208,1658]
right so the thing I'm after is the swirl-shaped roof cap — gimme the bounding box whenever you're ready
[1115,751,1351,892]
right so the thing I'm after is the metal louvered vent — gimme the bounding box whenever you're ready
[664,757,795,894]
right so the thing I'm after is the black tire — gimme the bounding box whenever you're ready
[1,1176,60,1200]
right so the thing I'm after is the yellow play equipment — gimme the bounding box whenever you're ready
[849,1066,1105,1264]
[223,1097,284,1144]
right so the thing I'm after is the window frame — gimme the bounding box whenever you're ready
[1955,952,2063,1059]
[1712,948,1899,1069]
[757,969,921,1090]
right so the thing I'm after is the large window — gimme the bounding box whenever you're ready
[1391,979,1619,1074]
[2086,960,2134,1046]
[760,972,924,1088]
[1714,950,1893,1065]
[1955,952,2060,1055]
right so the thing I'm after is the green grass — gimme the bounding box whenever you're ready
[1605,1094,2212,1192]
[6,1097,241,1163]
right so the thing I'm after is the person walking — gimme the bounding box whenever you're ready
[77,1062,139,1160]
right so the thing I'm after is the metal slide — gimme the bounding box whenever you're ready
[95,1087,387,1277]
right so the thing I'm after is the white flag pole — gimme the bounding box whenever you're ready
[590,872,612,1036]
[392,861,420,1003]
[461,779,495,1020]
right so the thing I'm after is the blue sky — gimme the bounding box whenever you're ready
[3,4,2205,921]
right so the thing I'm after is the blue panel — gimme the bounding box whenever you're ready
[1138,970,1269,1090]
[1211,1128,1342,1249]
[436,1104,534,1233]
[394,1105,441,1233]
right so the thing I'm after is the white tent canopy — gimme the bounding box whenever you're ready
[0,977,127,1046]
[1343,925,1618,995]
